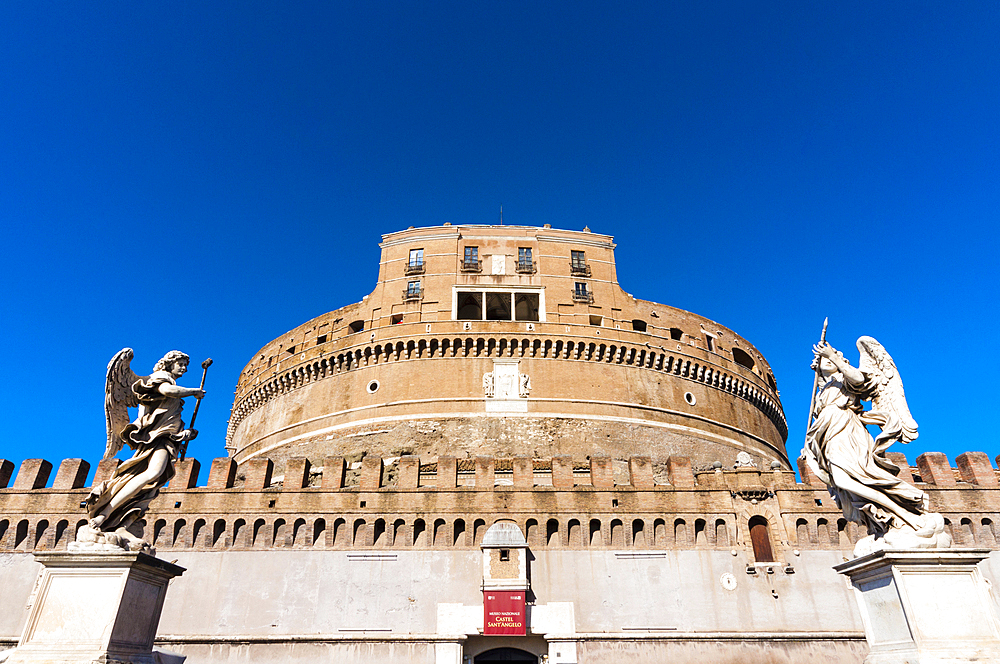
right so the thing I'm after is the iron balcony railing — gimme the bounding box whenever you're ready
[461,259,482,273]
[405,262,425,275]
[570,263,591,277]
[516,260,536,274]
[572,290,594,303]
[403,287,424,301]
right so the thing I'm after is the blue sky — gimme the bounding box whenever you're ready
[2,3,998,483]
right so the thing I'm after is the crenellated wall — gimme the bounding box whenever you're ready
[3,451,999,557]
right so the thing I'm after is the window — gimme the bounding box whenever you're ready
[391,314,404,325]
[632,319,647,332]
[499,549,510,561]
[704,333,715,352]
[406,248,424,275]
[405,281,422,300]
[485,292,511,320]
[348,320,364,334]
[732,348,756,371]
[316,334,328,345]
[457,292,483,320]
[573,282,593,303]
[517,247,535,273]
[514,293,539,321]
[590,315,603,326]
[455,289,542,322]
[669,327,683,341]
[462,246,481,272]
[570,250,590,276]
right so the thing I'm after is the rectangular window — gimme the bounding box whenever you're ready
[705,334,715,352]
[486,292,512,320]
[575,282,588,296]
[406,281,421,297]
[517,247,535,274]
[590,315,603,326]
[408,248,424,267]
[462,246,481,272]
[573,282,592,303]
[514,293,539,321]
[571,251,586,268]
[391,314,404,325]
[457,292,483,320]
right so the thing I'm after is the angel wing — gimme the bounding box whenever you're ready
[857,336,918,448]
[104,348,148,460]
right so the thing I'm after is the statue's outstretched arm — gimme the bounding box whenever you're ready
[814,343,864,385]
[157,383,205,399]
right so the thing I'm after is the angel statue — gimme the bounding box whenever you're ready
[73,349,206,553]
[802,336,951,557]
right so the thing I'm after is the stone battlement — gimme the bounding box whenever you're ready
[2,451,1000,556]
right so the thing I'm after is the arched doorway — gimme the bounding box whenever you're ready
[474,647,538,663]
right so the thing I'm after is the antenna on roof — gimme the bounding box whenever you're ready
[500,204,503,226]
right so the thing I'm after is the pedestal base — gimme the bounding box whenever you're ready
[835,549,1000,664]
[6,552,185,664]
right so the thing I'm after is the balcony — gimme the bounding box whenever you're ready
[461,259,482,273]
[405,262,425,276]
[516,260,536,274]
[570,263,591,277]
[572,290,594,304]
[403,287,423,302]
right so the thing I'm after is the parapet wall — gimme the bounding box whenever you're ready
[2,451,999,557]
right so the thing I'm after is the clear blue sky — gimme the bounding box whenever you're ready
[2,3,998,483]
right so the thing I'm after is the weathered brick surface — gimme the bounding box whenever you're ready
[513,456,533,487]
[629,456,654,489]
[956,452,997,486]
[244,458,274,490]
[323,457,345,489]
[475,457,494,489]
[437,457,457,488]
[666,456,694,488]
[398,456,420,488]
[52,459,90,490]
[284,458,311,489]
[916,452,955,486]
[590,456,614,488]
[208,458,237,489]
[13,459,52,490]
[551,456,574,488]
[360,457,383,489]
[170,459,201,489]
[92,458,120,487]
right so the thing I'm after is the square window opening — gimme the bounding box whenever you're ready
[514,293,539,321]
[348,320,365,334]
[486,292,512,320]
[457,292,483,320]
[590,315,603,326]
[391,314,404,325]
[499,549,510,562]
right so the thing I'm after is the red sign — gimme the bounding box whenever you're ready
[483,591,526,636]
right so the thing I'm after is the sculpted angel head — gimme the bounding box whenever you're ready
[154,350,190,377]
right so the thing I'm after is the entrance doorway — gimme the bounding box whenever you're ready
[474,647,538,663]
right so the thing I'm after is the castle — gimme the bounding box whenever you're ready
[2,224,998,664]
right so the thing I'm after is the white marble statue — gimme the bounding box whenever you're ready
[802,337,951,556]
[74,349,205,552]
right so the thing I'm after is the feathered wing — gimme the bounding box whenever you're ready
[857,336,919,452]
[104,348,147,460]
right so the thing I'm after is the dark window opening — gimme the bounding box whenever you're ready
[590,315,602,326]
[499,548,510,561]
[348,320,365,334]
[749,516,775,562]
[514,293,539,321]
[705,335,715,352]
[391,314,404,325]
[486,292,512,320]
[767,372,778,390]
[286,346,296,355]
[732,348,756,370]
[669,328,683,341]
[316,335,327,345]
[457,292,483,320]
[632,319,647,332]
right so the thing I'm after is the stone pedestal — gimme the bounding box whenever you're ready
[835,549,1000,664]
[7,552,185,664]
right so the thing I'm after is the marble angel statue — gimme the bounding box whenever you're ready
[74,349,206,552]
[802,336,951,556]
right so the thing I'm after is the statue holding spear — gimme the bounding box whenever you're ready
[801,322,950,556]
